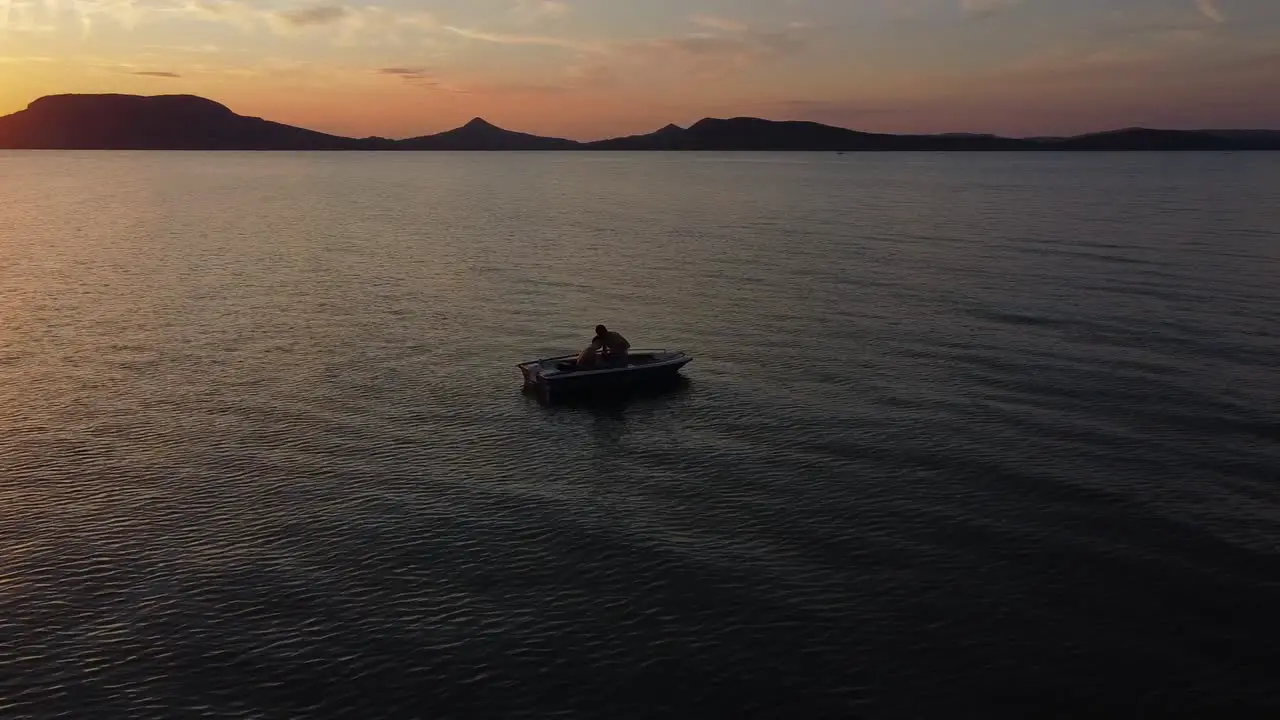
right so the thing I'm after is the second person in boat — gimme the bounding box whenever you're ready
[577,324,631,368]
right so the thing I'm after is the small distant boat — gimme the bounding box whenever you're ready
[517,349,692,402]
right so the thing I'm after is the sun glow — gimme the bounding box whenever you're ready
[1,0,1278,138]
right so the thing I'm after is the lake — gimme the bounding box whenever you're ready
[2,151,1278,717]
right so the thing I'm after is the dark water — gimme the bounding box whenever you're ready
[2,151,1278,718]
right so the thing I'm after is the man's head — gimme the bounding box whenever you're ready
[595,325,608,337]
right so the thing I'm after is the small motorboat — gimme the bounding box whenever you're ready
[517,349,692,402]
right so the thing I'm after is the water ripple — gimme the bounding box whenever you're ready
[1,151,1278,718]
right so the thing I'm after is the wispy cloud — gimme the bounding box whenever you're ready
[52,0,164,36]
[133,70,181,77]
[341,7,436,34]
[375,66,437,84]
[188,0,268,33]
[0,0,47,33]
[184,0,434,42]
[691,14,748,32]
[443,25,593,50]
[274,4,348,27]
[434,16,811,91]
[1195,0,1224,23]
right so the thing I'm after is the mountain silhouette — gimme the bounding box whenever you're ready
[682,117,877,150]
[1047,127,1279,151]
[397,117,580,150]
[586,124,687,150]
[1,93,1278,151]
[678,117,1037,151]
[0,94,375,150]
[1200,129,1280,143]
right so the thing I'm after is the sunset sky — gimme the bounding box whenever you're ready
[2,0,1278,139]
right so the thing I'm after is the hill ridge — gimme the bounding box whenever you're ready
[3,93,1278,151]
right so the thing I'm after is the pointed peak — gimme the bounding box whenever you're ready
[658,123,684,133]
[463,117,496,129]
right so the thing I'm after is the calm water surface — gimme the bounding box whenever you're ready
[2,151,1278,718]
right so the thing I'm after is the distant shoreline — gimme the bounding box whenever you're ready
[3,93,1279,152]
[4,148,1277,153]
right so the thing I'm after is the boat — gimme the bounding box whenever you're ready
[517,349,692,402]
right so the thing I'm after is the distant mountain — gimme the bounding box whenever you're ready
[0,94,378,150]
[677,117,1035,151]
[1,93,1278,151]
[1198,129,1280,147]
[680,117,878,151]
[397,117,580,150]
[585,124,687,150]
[1049,128,1242,151]
[585,119,1031,151]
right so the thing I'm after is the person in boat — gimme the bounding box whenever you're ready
[575,325,630,368]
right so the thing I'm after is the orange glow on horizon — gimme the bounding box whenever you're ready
[2,0,1278,139]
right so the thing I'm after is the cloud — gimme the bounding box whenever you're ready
[0,0,43,32]
[133,70,182,77]
[340,6,436,33]
[691,14,748,32]
[443,25,592,50]
[375,66,437,84]
[51,0,171,36]
[960,0,1020,18]
[1195,0,1224,23]
[183,0,434,42]
[274,3,348,27]
[188,0,263,32]
[442,16,811,84]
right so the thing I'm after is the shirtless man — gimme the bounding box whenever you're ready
[594,325,630,361]
[576,324,630,368]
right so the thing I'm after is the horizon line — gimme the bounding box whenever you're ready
[7,92,1280,146]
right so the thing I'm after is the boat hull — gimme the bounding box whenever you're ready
[518,350,691,402]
